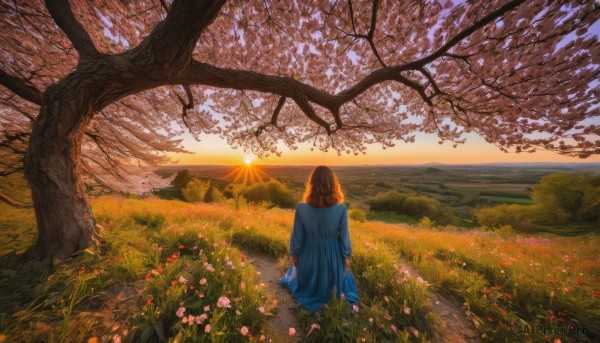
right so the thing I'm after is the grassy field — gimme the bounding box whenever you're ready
[1,195,598,342]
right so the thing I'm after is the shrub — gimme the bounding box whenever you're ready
[419,216,433,228]
[203,186,226,203]
[348,208,367,222]
[181,179,210,203]
[402,195,439,218]
[368,190,407,212]
[474,204,539,231]
[243,179,297,208]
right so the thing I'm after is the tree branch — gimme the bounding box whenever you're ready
[44,0,100,58]
[0,69,43,105]
[176,85,194,130]
[255,96,286,137]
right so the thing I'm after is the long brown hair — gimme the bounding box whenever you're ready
[303,166,344,208]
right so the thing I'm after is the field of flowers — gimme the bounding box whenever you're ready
[0,196,598,342]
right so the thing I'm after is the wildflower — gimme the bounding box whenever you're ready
[204,305,210,311]
[240,281,246,290]
[236,310,241,315]
[353,304,359,312]
[205,324,211,333]
[259,335,265,341]
[553,339,562,343]
[504,293,512,299]
[413,330,419,338]
[88,337,99,343]
[179,245,185,249]
[158,246,163,252]
[240,326,249,336]
[171,280,177,286]
[81,266,87,273]
[288,327,296,336]
[594,291,600,295]
[179,276,188,284]
[576,280,584,286]
[390,325,398,333]
[196,313,208,323]
[176,307,186,318]
[217,296,231,308]
[146,299,153,305]
[403,307,411,315]
[112,335,121,343]
[192,245,198,250]
[258,307,265,313]
[368,317,373,323]
[199,278,207,285]
[145,273,151,280]
[500,310,507,316]
[187,315,195,325]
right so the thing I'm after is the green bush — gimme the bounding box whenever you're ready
[368,190,407,212]
[402,195,439,218]
[203,185,226,203]
[181,179,210,203]
[243,179,296,208]
[474,204,541,230]
[348,208,367,222]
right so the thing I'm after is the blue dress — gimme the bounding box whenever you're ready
[278,202,358,311]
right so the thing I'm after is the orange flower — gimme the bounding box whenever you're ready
[171,280,177,286]
[80,266,86,273]
[500,310,507,316]
[504,293,512,299]
[575,280,584,286]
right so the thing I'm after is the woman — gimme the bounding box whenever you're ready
[278,166,358,311]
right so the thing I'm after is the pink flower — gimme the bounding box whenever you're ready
[288,327,296,336]
[240,326,249,336]
[403,307,411,315]
[391,325,398,333]
[308,323,320,335]
[368,317,373,323]
[259,335,265,341]
[196,313,208,323]
[176,307,186,318]
[199,278,207,285]
[352,304,359,312]
[205,324,211,333]
[112,335,121,343]
[187,315,195,326]
[413,330,419,337]
[204,305,210,311]
[217,296,231,308]
[179,276,188,284]
[182,317,188,324]
[258,307,265,313]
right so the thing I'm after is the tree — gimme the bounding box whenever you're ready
[244,179,297,208]
[172,170,195,197]
[0,0,598,261]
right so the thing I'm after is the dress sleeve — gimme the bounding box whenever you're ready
[338,205,352,259]
[289,203,305,256]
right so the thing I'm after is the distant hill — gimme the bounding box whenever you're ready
[409,167,452,176]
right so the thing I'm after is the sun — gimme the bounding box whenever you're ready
[244,158,252,166]
[223,158,267,186]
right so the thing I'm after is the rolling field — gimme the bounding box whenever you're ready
[1,195,598,342]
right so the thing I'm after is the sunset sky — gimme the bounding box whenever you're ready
[169,129,600,166]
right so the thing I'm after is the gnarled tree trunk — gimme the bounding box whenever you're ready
[24,74,97,265]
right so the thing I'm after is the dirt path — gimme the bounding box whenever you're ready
[244,248,480,343]
[395,259,481,343]
[243,250,300,342]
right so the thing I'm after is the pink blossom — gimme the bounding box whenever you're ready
[259,335,265,341]
[413,330,419,337]
[197,313,208,323]
[204,305,210,311]
[187,315,195,325]
[368,317,373,323]
[205,324,211,333]
[217,296,231,308]
[258,306,265,313]
[199,278,207,285]
[240,326,249,336]
[308,323,320,335]
[176,307,186,318]
[391,325,398,333]
[179,276,188,284]
[403,307,411,315]
[352,304,359,312]
[112,335,121,343]
[288,327,296,336]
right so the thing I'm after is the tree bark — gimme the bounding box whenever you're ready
[24,73,97,265]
